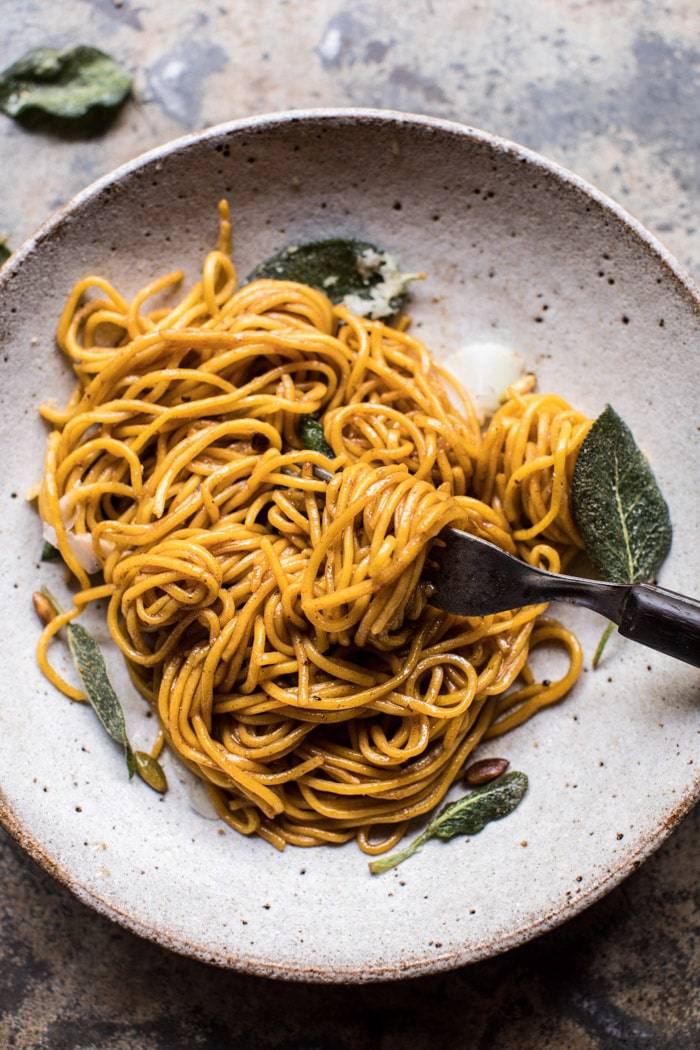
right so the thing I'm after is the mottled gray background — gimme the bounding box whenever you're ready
[1,1,698,1047]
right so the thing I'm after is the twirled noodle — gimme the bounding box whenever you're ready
[37,205,590,854]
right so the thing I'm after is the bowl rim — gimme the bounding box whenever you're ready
[2,107,699,309]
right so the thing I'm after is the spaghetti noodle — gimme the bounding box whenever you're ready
[36,204,590,854]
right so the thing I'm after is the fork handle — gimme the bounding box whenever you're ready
[618,584,700,668]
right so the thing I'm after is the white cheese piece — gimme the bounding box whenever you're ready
[441,342,526,423]
[41,493,101,574]
[189,778,220,820]
[342,248,420,320]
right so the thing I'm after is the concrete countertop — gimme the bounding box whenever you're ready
[1,2,698,1046]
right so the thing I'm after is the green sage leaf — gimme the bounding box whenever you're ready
[0,238,10,267]
[65,618,137,779]
[0,46,132,133]
[40,587,167,791]
[249,239,419,320]
[572,405,672,584]
[428,771,529,840]
[40,540,61,562]
[369,771,528,874]
[300,415,334,459]
[40,588,140,785]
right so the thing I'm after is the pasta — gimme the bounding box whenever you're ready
[36,203,590,854]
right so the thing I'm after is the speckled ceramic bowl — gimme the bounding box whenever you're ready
[0,110,698,982]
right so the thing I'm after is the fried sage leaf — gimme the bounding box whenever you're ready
[0,238,10,267]
[40,587,167,791]
[65,617,137,779]
[572,405,672,584]
[368,771,528,874]
[300,415,334,459]
[572,405,673,664]
[0,46,131,132]
[249,238,419,320]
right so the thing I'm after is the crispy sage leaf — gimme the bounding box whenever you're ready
[40,587,167,790]
[368,771,528,874]
[40,540,61,562]
[0,46,131,132]
[249,239,419,320]
[300,415,334,459]
[572,405,672,584]
[572,405,672,665]
[0,238,10,267]
[64,617,137,779]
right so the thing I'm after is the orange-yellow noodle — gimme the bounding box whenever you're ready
[36,203,590,854]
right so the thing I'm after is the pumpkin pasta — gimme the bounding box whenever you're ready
[36,205,590,854]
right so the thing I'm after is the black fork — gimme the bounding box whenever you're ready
[424,528,700,669]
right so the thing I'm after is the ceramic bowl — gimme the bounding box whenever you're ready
[0,109,698,982]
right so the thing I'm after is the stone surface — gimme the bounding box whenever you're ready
[1,1,698,1046]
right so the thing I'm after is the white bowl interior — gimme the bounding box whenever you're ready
[0,111,697,981]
